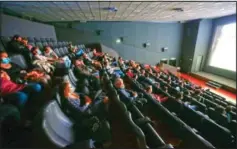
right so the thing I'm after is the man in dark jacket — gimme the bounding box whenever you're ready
[7,35,32,68]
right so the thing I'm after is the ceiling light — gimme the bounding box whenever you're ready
[61,18,65,20]
[103,7,118,12]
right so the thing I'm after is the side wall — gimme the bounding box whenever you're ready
[55,21,183,65]
[0,14,57,40]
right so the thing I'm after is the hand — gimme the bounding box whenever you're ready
[85,96,92,104]
[132,92,138,97]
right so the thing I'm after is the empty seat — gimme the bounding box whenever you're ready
[53,48,60,57]
[34,37,41,42]
[29,42,36,47]
[46,38,51,42]
[42,42,49,47]
[58,47,64,57]
[57,42,63,48]
[40,38,46,42]
[27,37,35,43]
[35,42,44,50]
[208,107,228,127]
[1,36,11,48]
[50,38,56,42]
[52,42,58,48]
[48,42,53,48]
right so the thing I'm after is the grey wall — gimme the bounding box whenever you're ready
[0,14,57,40]
[55,21,183,65]
[192,19,213,72]
[54,26,84,43]
[179,19,200,73]
[203,14,236,80]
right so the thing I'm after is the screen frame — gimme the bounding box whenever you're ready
[203,14,236,80]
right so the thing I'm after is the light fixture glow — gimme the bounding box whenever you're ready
[116,39,121,43]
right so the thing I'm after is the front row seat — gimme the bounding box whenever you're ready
[31,100,94,148]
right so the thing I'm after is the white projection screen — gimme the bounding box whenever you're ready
[208,22,236,72]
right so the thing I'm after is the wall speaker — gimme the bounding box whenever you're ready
[161,47,168,52]
[96,30,102,36]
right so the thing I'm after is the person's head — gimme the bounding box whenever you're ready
[68,43,73,48]
[93,49,97,53]
[141,69,145,75]
[225,106,232,113]
[31,47,41,55]
[12,35,22,42]
[145,72,150,78]
[21,37,28,45]
[114,78,125,89]
[145,85,153,94]
[0,52,10,64]
[126,68,132,73]
[44,46,52,54]
[0,70,10,80]
[177,92,183,100]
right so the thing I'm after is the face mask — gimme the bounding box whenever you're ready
[1,58,11,64]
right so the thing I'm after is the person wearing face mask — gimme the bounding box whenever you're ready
[114,78,147,106]
[0,70,42,110]
[0,52,51,88]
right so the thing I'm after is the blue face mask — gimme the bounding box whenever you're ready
[1,58,11,64]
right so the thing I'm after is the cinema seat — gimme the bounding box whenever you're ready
[35,42,43,50]
[34,37,41,42]
[27,37,35,43]
[0,36,11,48]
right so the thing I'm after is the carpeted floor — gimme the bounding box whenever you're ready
[180,73,236,102]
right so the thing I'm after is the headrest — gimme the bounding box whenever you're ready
[10,54,28,69]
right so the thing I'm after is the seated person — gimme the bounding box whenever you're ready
[114,78,147,106]
[0,52,51,87]
[224,106,232,123]
[145,85,168,103]
[144,73,160,87]
[7,35,32,67]
[21,38,33,51]
[176,93,197,110]
[43,46,71,68]
[63,81,109,118]
[31,47,55,74]
[0,70,42,109]
[125,68,134,78]
[92,49,104,61]
[104,61,124,77]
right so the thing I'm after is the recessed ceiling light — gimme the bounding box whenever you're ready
[61,18,65,20]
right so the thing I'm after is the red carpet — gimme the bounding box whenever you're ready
[180,73,236,102]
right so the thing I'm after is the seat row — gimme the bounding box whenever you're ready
[117,66,215,148]
[0,36,71,50]
[138,67,235,148]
